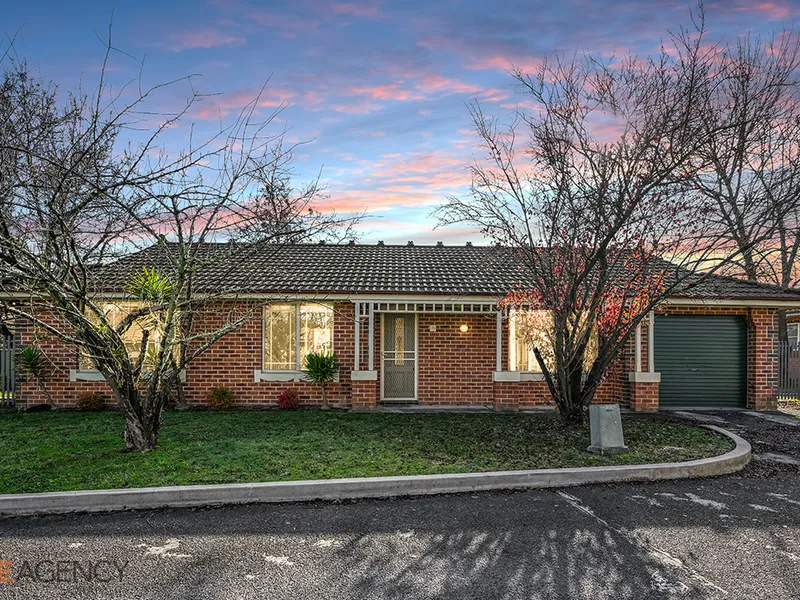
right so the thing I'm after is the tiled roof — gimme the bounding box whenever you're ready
[93,242,800,302]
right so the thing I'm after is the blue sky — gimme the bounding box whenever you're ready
[4,0,798,243]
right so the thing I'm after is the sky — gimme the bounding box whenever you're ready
[3,0,799,244]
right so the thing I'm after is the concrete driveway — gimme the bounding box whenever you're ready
[0,410,798,600]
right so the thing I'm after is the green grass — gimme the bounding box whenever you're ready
[0,409,732,494]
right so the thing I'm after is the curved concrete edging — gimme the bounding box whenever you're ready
[0,424,749,517]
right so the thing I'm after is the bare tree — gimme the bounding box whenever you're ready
[694,29,800,290]
[437,13,752,423]
[0,39,360,450]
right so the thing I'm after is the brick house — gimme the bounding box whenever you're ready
[8,242,800,412]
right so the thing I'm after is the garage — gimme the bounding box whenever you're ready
[655,314,747,408]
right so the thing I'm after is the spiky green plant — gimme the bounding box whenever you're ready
[17,344,55,406]
[127,267,175,303]
[303,352,338,409]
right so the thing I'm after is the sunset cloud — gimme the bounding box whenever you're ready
[415,75,481,95]
[331,2,379,17]
[249,11,319,36]
[166,28,246,52]
[466,55,543,74]
[733,1,798,20]
[351,82,423,101]
[190,87,296,120]
[21,0,788,246]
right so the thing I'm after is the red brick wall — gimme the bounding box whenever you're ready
[630,381,659,412]
[17,301,358,409]
[748,307,778,410]
[10,300,781,411]
[16,313,114,408]
[182,301,355,407]
[416,314,496,405]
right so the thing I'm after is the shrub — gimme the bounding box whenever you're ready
[76,392,105,411]
[17,344,54,406]
[303,352,338,409]
[208,387,235,409]
[277,388,300,410]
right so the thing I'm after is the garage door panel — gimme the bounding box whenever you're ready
[655,315,747,408]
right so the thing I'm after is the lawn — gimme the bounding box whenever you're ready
[0,410,732,494]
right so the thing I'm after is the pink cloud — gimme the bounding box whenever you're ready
[733,2,797,20]
[191,87,295,120]
[315,189,440,212]
[250,11,319,37]
[304,91,326,106]
[166,28,246,52]
[467,56,543,74]
[370,151,470,190]
[479,88,511,103]
[351,82,422,101]
[331,2,379,17]
[499,99,544,112]
[415,75,481,95]
[330,99,383,114]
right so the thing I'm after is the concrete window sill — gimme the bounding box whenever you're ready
[492,371,546,382]
[351,370,378,381]
[254,370,340,383]
[628,372,661,383]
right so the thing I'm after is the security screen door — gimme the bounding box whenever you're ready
[382,314,416,400]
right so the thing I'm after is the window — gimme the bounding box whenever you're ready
[789,323,800,348]
[263,303,334,370]
[508,309,553,372]
[507,309,595,372]
[81,301,170,371]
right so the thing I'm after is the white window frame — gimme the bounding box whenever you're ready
[74,300,175,378]
[508,309,543,373]
[257,302,336,381]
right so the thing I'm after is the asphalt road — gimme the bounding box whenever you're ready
[1,410,799,600]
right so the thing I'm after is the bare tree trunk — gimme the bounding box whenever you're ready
[123,413,159,452]
[106,378,162,452]
[174,377,187,410]
[320,382,329,410]
[535,347,587,424]
[35,380,54,407]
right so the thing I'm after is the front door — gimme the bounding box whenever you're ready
[382,313,417,401]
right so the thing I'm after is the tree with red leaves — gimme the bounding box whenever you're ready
[438,10,759,423]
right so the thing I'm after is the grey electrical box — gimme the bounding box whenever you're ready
[587,404,628,455]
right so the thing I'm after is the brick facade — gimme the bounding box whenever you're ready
[12,300,781,412]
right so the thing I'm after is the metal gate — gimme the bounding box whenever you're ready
[779,341,800,400]
[1,333,15,407]
[382,313,417,402]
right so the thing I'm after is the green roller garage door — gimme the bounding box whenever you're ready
[655,315,747,408]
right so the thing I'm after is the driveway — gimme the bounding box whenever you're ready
[0,410,798,599]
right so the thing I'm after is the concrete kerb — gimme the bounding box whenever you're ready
[0,424,750,517]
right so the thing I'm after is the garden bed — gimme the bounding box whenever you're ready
[0,410,732,494]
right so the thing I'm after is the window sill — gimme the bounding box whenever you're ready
[70,369,186,383]
[492,371,545,382]
[254,370,341,383]
[69,370,105,382]
[628,372,661,383]
[351,370,378,381]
